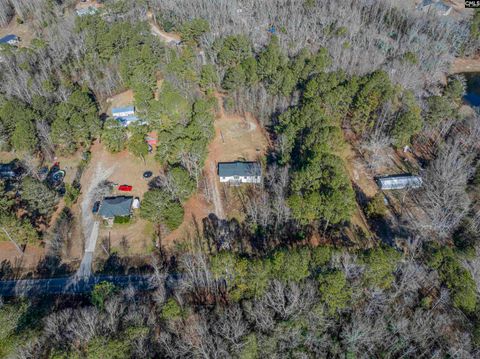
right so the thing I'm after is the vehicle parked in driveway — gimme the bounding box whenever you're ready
[92,201,100,214]
[143,171,153,179]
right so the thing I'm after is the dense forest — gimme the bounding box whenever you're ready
[0,0,480,357]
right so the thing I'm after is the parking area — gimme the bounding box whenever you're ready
[77,141,162,257]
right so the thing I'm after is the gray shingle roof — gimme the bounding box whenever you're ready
[98,196,133,218]
[218,162,261,177]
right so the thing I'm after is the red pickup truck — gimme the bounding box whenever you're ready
[118,185,133,192]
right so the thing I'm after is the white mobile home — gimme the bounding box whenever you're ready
[218,162,262,184]
[376,175,423,190]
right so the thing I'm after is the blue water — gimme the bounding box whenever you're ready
[464,73,480,107]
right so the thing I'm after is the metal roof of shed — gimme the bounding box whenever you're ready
[76,7,98,16]
[112,105,135,115]
[218,162,261,177]
[376,175,423,190]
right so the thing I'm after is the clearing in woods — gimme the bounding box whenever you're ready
[162,94,270,246]
[79,141,162,262]
[0,16,35,47]
[105,89,135,115]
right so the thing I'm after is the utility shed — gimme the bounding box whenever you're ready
[98,196,133,219]
[376,175,423,190]
[218,161,261,184]
[0,35,19,45]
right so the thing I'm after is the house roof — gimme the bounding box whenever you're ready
[98,196,133,218]
[76,7,98,16]
[0,35,18,44]
[418,0,451,13]
[432,1,451,12]
[376,175,422,190]
[419,0,435,6]
[118,115,138,122]
[218,162,261,177]
[112,106,135,115]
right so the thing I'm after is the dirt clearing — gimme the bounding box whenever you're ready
[79,141,162,259]
[163,94,269,245]
[451,57,480,74]
[0,16,35,47]
[74,0,104,10]
[105,90,135,115]
[0,242,44,274]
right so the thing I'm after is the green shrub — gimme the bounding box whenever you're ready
[271,248,310,283]
[87,336,131,359]
[239,334,258,359]
[223,97,235,113]
[365,193,387,218]
[361,247,400,289]
[161,298,183,320]
[64,183,81,207]
[429,248,477,313]
[179,18,210,45]
[318,270,351,315]
[402,51,418,65]
[310,246,332,270]
[113,216,131,224]
[91,281,116,310]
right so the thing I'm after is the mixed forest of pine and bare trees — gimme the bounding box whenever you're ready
[0,0,480,357]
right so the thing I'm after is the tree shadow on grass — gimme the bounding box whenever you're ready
[36,255,72,278]
[98,253,127,275]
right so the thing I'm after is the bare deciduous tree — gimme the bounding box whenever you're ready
[410,141,474,240]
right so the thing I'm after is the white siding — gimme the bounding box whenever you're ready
[219,175,261,184]
[112,110,135,118]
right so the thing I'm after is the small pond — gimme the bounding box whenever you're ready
[463,72,480,107]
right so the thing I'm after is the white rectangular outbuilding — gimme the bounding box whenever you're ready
[376,175,423,190]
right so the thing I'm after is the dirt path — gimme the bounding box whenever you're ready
[202,94,269,219]
[208,162,225,219]
[163,94,269,244]
[146,11,181,44]
[451,57,480,74]
[0,242,44,274]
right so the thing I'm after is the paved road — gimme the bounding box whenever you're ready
[76,221,99,278]
[0,274,156,297]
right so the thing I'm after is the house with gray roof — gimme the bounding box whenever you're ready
[218,161,262,184]
[98,196,133,219]
[417,0,452,16]
[376,175,423,190]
